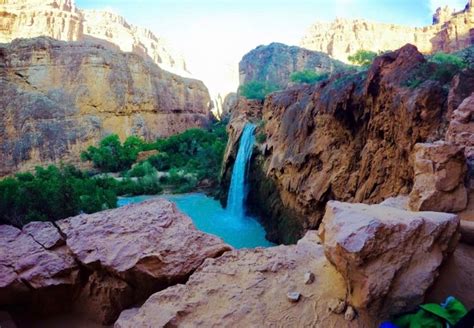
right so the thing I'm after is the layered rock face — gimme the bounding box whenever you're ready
[239,42,346,89]
[0,37,211,176]
[300,3,474,62]
[0,199,231,324]
[0,0,187,74]
[223,44,474,243]
[116,201,459,327]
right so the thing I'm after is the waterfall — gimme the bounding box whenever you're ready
[227,123,256,218]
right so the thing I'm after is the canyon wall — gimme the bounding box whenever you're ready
[239,43,346,89]
[223,44,474,244]
[0,0,187,74]
[0,37,211,176]
[300,3,474,62]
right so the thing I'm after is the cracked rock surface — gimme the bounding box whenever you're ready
[0,199,231,324]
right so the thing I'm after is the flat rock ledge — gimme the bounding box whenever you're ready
[116,201,459,327]
[0,199,231,324]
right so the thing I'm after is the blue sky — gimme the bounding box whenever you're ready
[75,0,468,95]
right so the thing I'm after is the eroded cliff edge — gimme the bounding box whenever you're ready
[222,44,474,244]
[0,37,212,176]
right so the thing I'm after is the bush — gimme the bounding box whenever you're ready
[239,81,280,100]
[256,132,267,144]
[290,70,329,84]
[348,50,378,67]
[0,165,117,226]
[404,52,467,88]
[127,161,157,178]
[81,134,145,172]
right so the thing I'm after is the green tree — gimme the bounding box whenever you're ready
[348,50,378,67]
[239,81,280,100]
[290,70,329,84]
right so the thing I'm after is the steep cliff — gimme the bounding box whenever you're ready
[0,0,187,74]
[300,3,474,62]
[0,37,211,176]
[239,42,346,89]
[223,44,474,244]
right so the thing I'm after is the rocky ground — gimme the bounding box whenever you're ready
[0,199,231,325]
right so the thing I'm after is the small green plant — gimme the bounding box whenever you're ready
[290,70,329,84]
[348,50,378,67]
[430,53,467,70]
[239,81,280,100]
[256,132,267,144]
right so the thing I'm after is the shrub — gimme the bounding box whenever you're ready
[348,50,378,67]
[256,132,267,144]
[430,53,467,70]
[290,70,329,84]
[127,161,157,178]
[239,81,280,100]
[81,134,145,172]
[0,165,117,226]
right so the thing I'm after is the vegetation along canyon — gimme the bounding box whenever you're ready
[1,0,474,326]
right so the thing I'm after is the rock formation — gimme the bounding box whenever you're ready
[0,0,187,74]
[239,42,346,89]
[320,201,459,317]
[222,44,474,244]
[0,199,231,324]
[0,37,211,176]
[116,201,459,327]
[300,3,474,62]
[408,142,468,212]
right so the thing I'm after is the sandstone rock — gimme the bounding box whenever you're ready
[239,42,346,89]
[115,231,370,327]
[460,220,474,244]
[0,0,187,74]
[0,224,78,311]
[409,142,468,212]
[300,5,474,62]
[304,271,315,285]
[0,199,231,324]
[328,299,347,315]
[224,45,456,244]
[57,199,231,323]
[345,306,356,321]
[426,243,474,309]
[0,37,211,176]
[319,201,460,317]
[287,291,301,302]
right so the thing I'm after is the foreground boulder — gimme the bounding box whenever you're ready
[115,231,367,327]
[319,201,460,318]
[0,199,231,324]
[409,142,468,213]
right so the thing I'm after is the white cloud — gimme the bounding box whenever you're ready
[430,0,467,12]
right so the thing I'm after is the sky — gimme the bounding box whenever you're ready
[76,0,469,96]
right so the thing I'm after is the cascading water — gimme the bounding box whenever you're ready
[226,123,256,218]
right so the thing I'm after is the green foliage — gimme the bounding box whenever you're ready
[290,70,329,84]
[81,135,145,172]
[0,165,117,226]
[127,161,157,178]
[404,52,467,89]
[239,81,280,100]
[146,123,228,183]
[348,50,378,67]
[256,132,267,144]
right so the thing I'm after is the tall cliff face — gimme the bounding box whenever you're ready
[0,37,211,176]
[223,45,474,244]
[0,0,83,42]
[300,3,474,62]
[239,42,346,89]
[0,0,187,74]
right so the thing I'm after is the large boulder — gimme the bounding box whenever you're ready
[319,201,460,318]
[409,142,468,212]
[115,231,369,327]
[0,199,231,324]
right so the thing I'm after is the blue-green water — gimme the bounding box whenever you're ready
[118,193,275,249]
